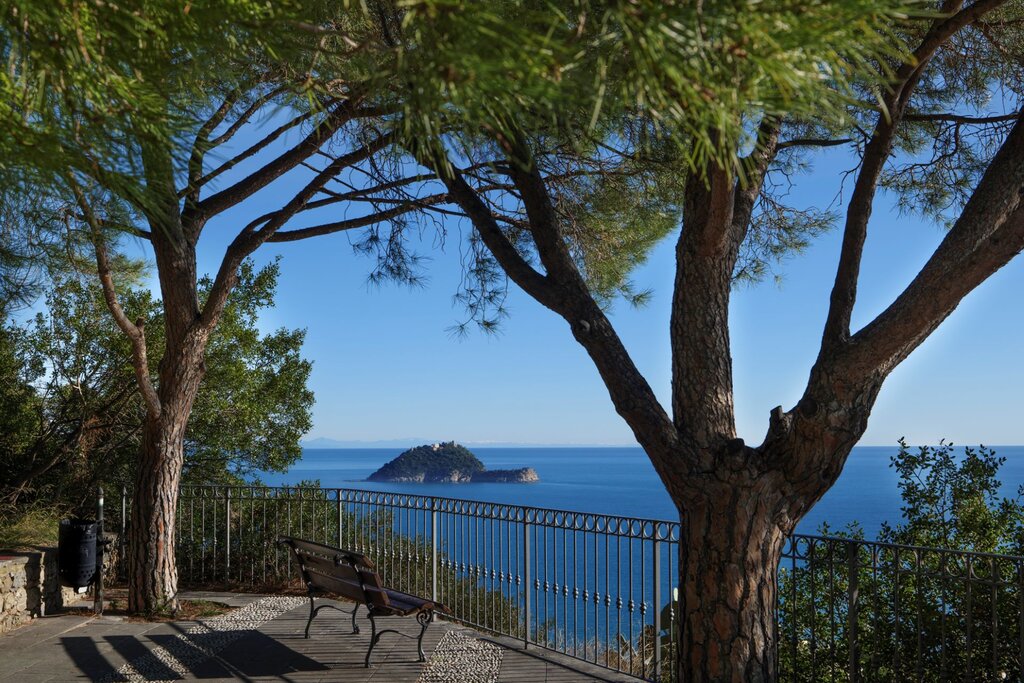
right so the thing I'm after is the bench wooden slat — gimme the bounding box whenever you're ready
[305,569,367,603]
[286,537,374,569]
[383,588,439,615]
[298,556,364,586]
[293,550,341,575]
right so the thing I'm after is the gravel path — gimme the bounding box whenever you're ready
[95,595,306,683]
[416,629,503,683]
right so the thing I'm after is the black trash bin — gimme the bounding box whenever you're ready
[58,518,98,589]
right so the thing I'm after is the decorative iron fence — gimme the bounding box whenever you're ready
[112,486,1024,682]
[778,534,1024,682]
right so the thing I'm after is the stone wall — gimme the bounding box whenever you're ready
[0,549,81,635]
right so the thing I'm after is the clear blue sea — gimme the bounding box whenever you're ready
[255,445,1024,538]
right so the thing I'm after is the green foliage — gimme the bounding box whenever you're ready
[0,501,67,548]
[879,439,1024,553]
[393,0,914,172]
[0,323,41,467]
[879,2,1024,225]
[552,145,682,306]
[734,198,835,285]
[367,441,485,481]
[188,260,315,483]
[777,441,1024,680]
[3,0,926,336]
[0,0,316,201]
[0,259,314,508]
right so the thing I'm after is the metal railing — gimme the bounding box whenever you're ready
[112,485,1024,682]
[778,534,1024,682]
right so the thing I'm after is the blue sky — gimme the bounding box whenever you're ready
[132,133,1024,448]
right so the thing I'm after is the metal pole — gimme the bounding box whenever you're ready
[524,520,532,648]
[225,487,231,583]
[847,541,860,683]
[120,486,127,582]
[342,489,350,548]
[653,539,662,679]
[431,506,439,603]
[95,486,104,616]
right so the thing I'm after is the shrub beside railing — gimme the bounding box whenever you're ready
[778,534,1024,682]
[110,485,1024,682]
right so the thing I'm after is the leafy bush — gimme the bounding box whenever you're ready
[0,502,67,548]
[0,260,313,511]
[777,440,1024,681]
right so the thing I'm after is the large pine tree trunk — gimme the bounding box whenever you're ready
[676,485,787,682]
[127,413,188,613]
[126,334,209,613]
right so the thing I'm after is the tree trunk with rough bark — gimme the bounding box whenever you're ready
[667,435,857,683]
[116,173,213,613]
[127,416,186,613]
[124,315,210,613]
[677,493,786,682]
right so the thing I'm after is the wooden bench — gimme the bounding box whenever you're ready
[278,536,449,666]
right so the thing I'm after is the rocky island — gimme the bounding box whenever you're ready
[367,442,539,483]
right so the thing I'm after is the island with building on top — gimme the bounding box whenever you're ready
[366,442,539,483]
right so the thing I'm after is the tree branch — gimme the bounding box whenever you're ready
[423,155,557,306]
[733,118,782,243]
[499,140,680,466]
[266,193,449,242]
[180,110,315,200]
[844,112,1024,377]
[71,185,161,420]
[776,111,1024,488]
[194,100,362,218]
[903,0,1010,81]
[817,0,1007,352]
[198,132,396,333]
[246,171,442,226]
[776,137,853,150]
[185,90,242,205]
[207,85,288,147]
[903,111,1021,124]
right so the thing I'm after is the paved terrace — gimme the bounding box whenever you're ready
[0,591,641,682]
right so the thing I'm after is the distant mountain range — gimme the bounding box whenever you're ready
[300,437,635,449]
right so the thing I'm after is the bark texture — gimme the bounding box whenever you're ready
[127,415,186,613]
[677,476,786,682]
[125,218,211,613]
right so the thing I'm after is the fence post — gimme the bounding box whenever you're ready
[95,486,104,616]
[120,486,127,580]
[524,519,532,648]
[431,505,439,603]
[653,539,662,679]
[337,489,343,549]
[847,540,860,683]
[225,487,231,583]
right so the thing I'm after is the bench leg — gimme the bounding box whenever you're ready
[365,613,378,667]
[364,611,433,667]
[305,595,316,639]
[416,610,433,662]
[305,595,359,638]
